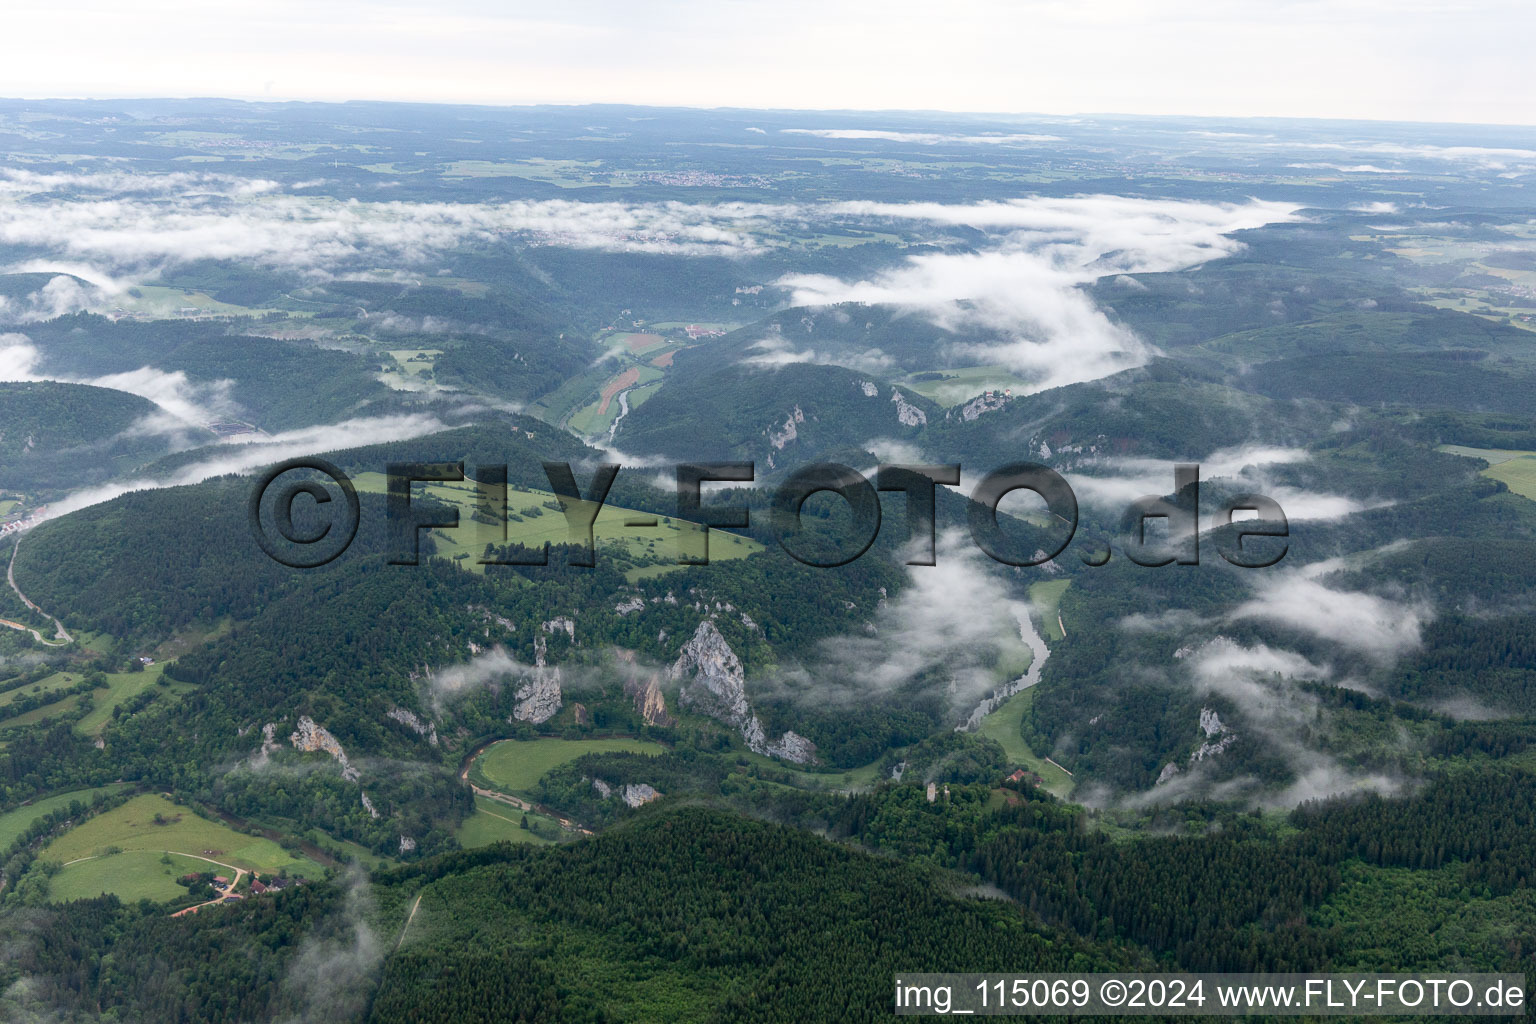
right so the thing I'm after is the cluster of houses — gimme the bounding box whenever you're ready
[0,507,45,539]
[174,871,302,915]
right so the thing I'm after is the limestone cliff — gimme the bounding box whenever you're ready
[387,706,439,747]
[668,620,817,764]
[289,716,359,782]
[624,670,674,726]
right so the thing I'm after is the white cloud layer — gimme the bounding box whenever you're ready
[781,129,1062,145]
[779,196,1300,390]
[0,334,238,425]
[37,412,446,522]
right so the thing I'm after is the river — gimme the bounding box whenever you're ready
[959,605,1051,732]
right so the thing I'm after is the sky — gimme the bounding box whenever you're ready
[0,0,1531,125]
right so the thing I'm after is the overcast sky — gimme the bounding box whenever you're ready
[0,0,1531,125]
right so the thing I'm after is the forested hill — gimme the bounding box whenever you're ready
[0,381,197,492]
[2,806,1135,1023]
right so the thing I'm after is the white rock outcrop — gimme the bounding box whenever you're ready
[387,707,439,747]
[669,620,817,764]
[768,406,804,450]
[512,631,564,724]
[290,716,359,782]
[959,391,1008,421]
[891,389,927,426]
[766,730,818,765]
[621,783,661,808]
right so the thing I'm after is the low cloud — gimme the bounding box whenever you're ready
[779,196,1300,391]
[782,129,1063,145]
[739,335,895,373]
[276,867,381,1024]
[38,412,447,522]
[777,531,1033,716]
[0,334,238,426]
[426,647,530,713]
[1068,446,1370,522]
[1228,571,1430,663]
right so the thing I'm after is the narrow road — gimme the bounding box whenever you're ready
[460,740,592,834]
[395,892,423,950]
[56,849,248,917]
[7,539,72,645]
[0,615,63,646]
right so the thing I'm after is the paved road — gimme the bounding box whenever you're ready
[7,539,72,645]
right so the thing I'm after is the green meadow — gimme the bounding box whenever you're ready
[351,473,760,580]
[38,794,323,885]
[1438,445,1536,501]
[977,688,1074,798]
[455,795,556,848]
[474,737,666,795]
[0,784,131,851]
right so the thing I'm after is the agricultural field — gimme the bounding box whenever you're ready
[37,793,323,888]
[0,694,83,731]
[1029,579,1072,643]
[977,687,1074,798]
[379,348,442,390]
[351,472,762,580]
[48,849,223,903]
[0,670,83,710]
[441,158,611,187]
[1438,445,1536,500]
[474,737,666,795]
[455,795,555,848]
[0,663,191,736]
[119,285,279,318]
[566,363,664,437]
[74,662,195,736]
[0,783,130,851]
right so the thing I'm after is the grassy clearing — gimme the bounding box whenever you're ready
[0,694,82,730]
[475,737,665,795]
[0,670,82,709]
[1484,456,1536,501]
[386,349,441,377]
[39,793,322,877]
[978,688,1074,798]
[351,473,761,581]
[1029,580,1072,643]
[48,849,216,903]
[0,784,130,851]
[1438,445,1536,500]
[899,365,1032,405]
[1436,444,1536,465]
[456,795,555,848]
[74,662,194,736]
[743,752,889,792]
